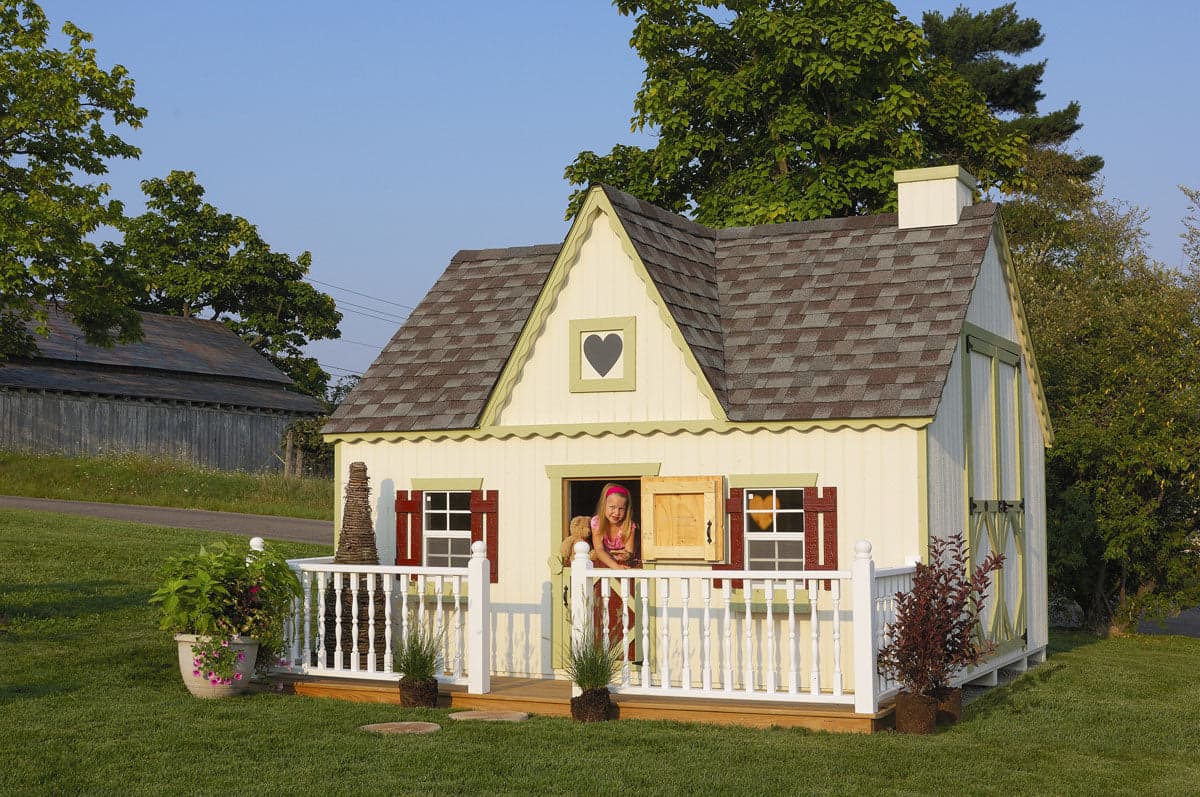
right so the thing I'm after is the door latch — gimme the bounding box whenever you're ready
[706,520,712,544]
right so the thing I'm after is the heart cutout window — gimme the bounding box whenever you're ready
[747,493,779,531]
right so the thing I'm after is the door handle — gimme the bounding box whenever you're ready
[706,520,712,544]
[562,585,568,609]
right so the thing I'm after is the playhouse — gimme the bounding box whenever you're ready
[315,166,1050,710]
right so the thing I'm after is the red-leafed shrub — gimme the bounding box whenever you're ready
[877,532,1004,697]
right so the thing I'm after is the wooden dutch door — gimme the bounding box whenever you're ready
[965,331,1026,650]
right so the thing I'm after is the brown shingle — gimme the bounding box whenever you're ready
[326,191,998,433]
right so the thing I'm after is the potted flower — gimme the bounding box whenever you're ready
[564,627,620,722]
[877,532,1003,733]
[150,540,301,698]
[395,621,443,707]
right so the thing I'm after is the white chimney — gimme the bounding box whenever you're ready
[893,165,976,229]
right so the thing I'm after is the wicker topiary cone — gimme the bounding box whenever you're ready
[322,462,387,670]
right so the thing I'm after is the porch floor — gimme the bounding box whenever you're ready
[266,674,895,734]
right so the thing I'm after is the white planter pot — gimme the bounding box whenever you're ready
[174,634,259,698]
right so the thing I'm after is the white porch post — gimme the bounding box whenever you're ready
[569,541,593,698]
[467,541,491,694]
[851,540,880,715]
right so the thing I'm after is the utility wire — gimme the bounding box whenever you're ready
[306,277,416,312]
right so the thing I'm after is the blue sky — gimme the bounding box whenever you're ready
[37,1,1200,379]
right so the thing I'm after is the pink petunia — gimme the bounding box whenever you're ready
[234,672,243,681]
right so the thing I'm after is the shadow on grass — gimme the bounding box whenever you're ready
[1,580,149,620]
[0,681,82,702]
[1047,629,1104,655]
[965,660,1066,723]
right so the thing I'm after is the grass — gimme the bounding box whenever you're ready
[4,511,1200,796]
[0,450,333,519]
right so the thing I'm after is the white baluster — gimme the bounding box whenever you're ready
[680,578,692,691]
[620,578,632,686]
[383,573,395,673]
[809,579,820,695]
[701,579,712,691]
[764,578,775,694]
[658,578,670,689]
[786,579,797,693]
[600,577,611,644]
[640,577,651,687]
[831,579,843,696]
[722,580,733,692]
[349,572,361,672]
[416,575,426,626]
[365,573,376,673]
[434,576,445,676]
[743,581,754,693]
[333,572,344,671]
[316,572,327,668]
[400,573,410,648]
[453,575,464,679]
[302,571,313,671]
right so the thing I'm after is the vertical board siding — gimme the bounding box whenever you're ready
[337,424,920,679]
[493,211,718,427]
[926,342,966,545]
[0,388,291,471]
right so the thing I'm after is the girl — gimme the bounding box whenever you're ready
[591,483,637,569]
[590,483,638,659]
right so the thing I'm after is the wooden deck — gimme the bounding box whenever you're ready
[268,674,895,733]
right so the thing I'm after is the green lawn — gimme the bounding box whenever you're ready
[0,450,333,519]
[3,510,1198,796]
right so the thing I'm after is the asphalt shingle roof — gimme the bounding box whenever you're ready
[325,188,998,434]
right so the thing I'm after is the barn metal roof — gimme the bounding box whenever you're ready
[1,307,322,414]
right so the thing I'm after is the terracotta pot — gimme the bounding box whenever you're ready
[936,687,963,725]
[175,634,258,698]
[894,690,939,734]
[570,687,612,722]
[399,676,439,708]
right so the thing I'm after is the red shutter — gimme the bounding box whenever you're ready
[714,488,745,589]
[470,489,499,583]
[803,486,838,588]
[394,490,423,566]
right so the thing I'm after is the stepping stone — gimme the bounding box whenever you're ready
[359,721,441,735]
[448,710,529,722]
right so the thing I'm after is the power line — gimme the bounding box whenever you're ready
[337,303,409,325]
[319,361,363,376]
[330,337,387,349]
[307,277,416,312]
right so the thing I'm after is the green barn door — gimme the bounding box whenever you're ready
[965,331,1026,652]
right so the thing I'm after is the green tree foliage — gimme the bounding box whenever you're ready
[120,171,341,398]
[1006,152,1200,629]
[922,3,1103,182]
[0,0,147,360]
[564,0,1027,225]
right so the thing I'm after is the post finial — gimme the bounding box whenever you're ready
[854,539,872,559]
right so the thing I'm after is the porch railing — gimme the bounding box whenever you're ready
[273,540,491,694]
[570,539,915,714]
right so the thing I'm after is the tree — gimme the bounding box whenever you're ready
[922,3,1103,182]
[120,170,341,398]
[1005,153,1200,630]
[564,0,1027,225]
[0,0,147,360]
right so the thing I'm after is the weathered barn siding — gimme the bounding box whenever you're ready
[0,387,292,471]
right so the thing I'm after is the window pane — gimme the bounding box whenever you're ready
[426,537,449,556]
[776,512,805,533]
[427,553,449,568]
[449,512,472,532]
[426,492,447,511]
[776,489,805,511]
[450,537,471,557]
[426,512,448,531]
[449,492,472,511]
[747,540,775,562]
[777,540,805,564]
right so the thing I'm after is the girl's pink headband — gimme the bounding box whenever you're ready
[604,485,630,499]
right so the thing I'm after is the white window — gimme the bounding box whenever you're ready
[423,491,472,568]
[743,488,805,571]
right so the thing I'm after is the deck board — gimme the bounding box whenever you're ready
[267,674,893,733]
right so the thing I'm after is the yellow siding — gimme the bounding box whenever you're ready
[492,210,718,426]
[336,425,921,678]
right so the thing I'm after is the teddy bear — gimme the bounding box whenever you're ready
[559,515,598,563]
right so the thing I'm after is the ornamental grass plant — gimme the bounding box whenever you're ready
[563,626,621,692]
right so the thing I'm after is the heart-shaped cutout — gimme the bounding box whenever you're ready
[583,333,623,377]
[747,493,779,530]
